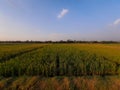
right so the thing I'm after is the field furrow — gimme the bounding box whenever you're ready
[0,43,120,90]
[0,44,120,77]
[0,47,43,63]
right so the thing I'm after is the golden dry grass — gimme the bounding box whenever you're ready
[0,76,119,90]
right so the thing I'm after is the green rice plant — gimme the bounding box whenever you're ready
[0,44,119,77]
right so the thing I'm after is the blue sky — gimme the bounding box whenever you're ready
[0,0,120,41]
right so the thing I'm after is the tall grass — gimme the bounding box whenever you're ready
[0,44,119,77]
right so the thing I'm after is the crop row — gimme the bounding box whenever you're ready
[0,44,46,62]
[0,44,119,77]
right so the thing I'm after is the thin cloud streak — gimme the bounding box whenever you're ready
[113,18,120,26]
[6,0,19,8]
[57,8,69,19]
[5,0,28,12]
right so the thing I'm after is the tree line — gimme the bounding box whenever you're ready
[0,40,120,44]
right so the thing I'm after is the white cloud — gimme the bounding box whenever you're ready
[113,18,120,25]
[57,9,69,19]
[113,18,120,26]
[108,18,120,28]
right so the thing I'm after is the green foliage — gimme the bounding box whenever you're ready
[0,44,119,77]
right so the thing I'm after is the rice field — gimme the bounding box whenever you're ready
[0,43,120,90]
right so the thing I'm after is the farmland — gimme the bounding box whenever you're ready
[0,43,120,90]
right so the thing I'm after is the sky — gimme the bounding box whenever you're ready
[0,0,120,41]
